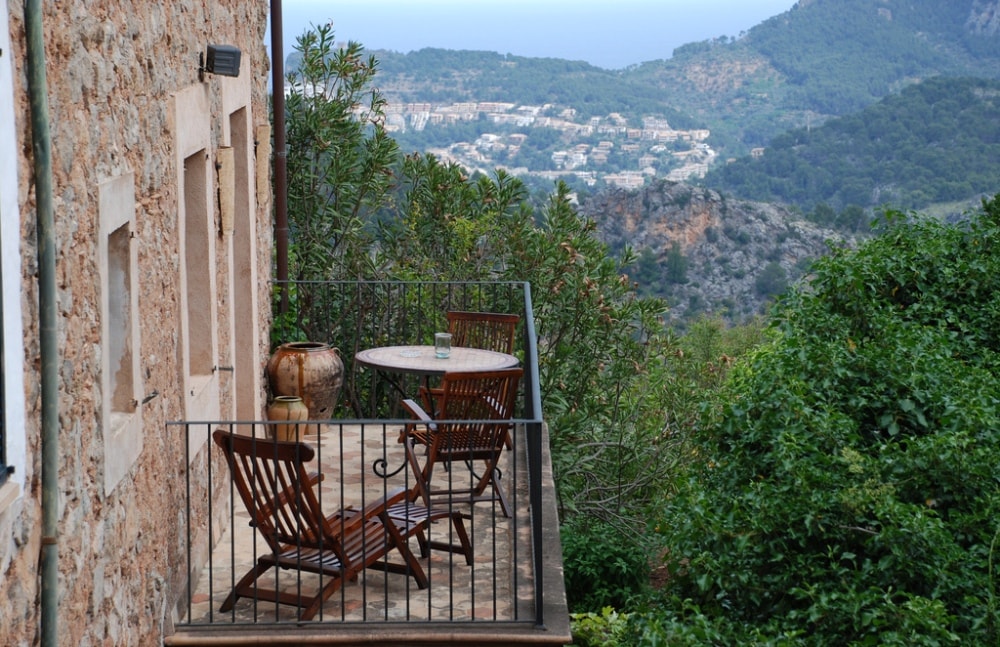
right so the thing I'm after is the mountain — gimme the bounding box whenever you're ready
[703,76,1000,214]
[631,0,1000,155]
[336,0,1000,161]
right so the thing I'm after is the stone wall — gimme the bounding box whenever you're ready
[0,1,271,644]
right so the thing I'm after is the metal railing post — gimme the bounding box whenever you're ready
[528,420,545,628]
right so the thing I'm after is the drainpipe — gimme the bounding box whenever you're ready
[271,0,289,312]
[24,0,59,645]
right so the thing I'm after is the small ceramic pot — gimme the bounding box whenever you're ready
[266,395,309,441]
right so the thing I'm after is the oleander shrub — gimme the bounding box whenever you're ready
[284,25,399,282]
[651,196,1000,644]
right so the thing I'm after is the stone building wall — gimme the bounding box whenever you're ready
[0,1,271,644]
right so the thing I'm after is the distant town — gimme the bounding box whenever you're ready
[381,100,718,189]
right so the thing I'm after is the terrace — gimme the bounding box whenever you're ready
[164,281,571,646]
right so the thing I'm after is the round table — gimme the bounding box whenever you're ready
[355,345,520,478]
[354,345,519,376]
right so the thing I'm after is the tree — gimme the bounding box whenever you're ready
[753,261,787,297]
[809,202,836,226]
[283,25,399,282]
[631,246,661,292]
[377,156,531,280]
[664,242,689,285]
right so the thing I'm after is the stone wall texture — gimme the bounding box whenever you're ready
[1,1,271,644]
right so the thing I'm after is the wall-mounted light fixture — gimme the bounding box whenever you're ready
[199,44,241,81]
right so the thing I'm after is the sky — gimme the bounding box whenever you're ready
[276,0,798,70]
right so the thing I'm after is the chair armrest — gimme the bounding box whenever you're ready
[402,398,433,423]
[401,398,439,450]
[353,486,409,519]
[324,486,410,536]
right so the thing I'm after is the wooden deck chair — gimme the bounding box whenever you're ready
[212,429,472,621]
[402,368,522,518]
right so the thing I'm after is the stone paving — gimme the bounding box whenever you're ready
[180,423,533,626]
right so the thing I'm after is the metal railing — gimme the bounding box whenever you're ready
[171,281,546,629]
[273,280,536,419]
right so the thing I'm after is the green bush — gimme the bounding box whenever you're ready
[652,196,1000,643]
[570,608,632,647]
[562,519,650,613]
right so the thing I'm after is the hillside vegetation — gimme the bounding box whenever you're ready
[369,48,698,129]
[625,0,1000,154]
[643,198,1000,645]
[582,180,851,325]
[703,77,1000,213]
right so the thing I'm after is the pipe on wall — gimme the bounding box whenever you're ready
[24,0,59,645]
[271,0,289,312]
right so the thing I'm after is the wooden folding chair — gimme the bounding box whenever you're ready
[445,310,520,354]
[212,429,472,620]
[417,311,520,445]
[402,368,522,518]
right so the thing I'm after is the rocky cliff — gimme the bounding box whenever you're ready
[968,0,1000,35]
[580,180,853,325]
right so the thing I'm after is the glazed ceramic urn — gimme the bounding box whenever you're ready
[265,342,344,428]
